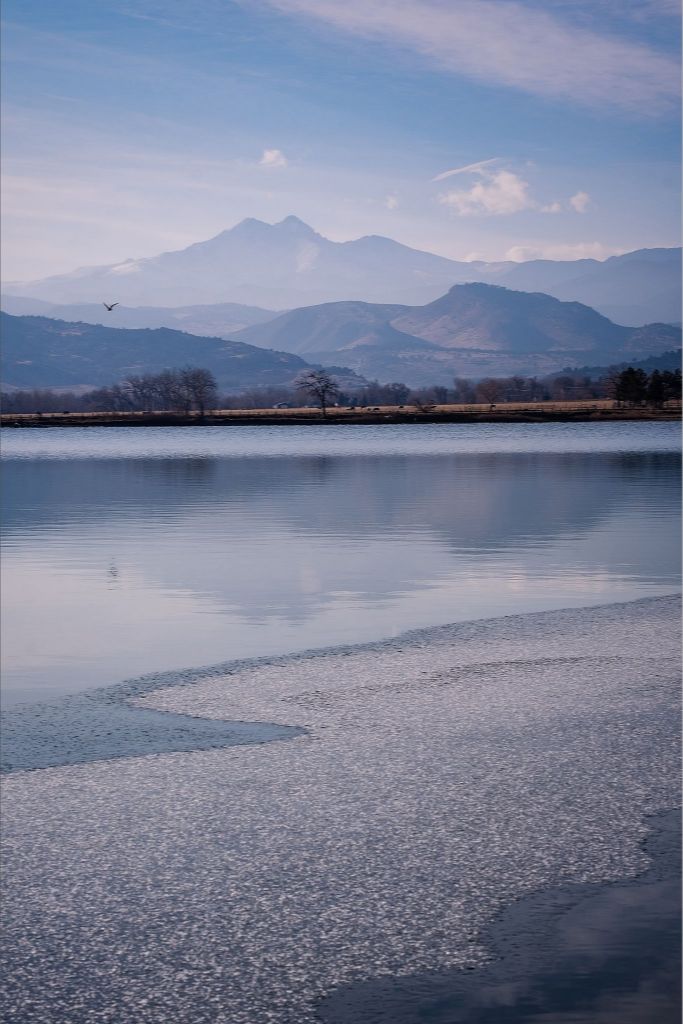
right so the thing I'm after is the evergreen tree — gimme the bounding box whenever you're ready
[661,369,682,402]
[615,367,648,406]
[646,370,665,407]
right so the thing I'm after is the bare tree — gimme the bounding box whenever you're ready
[411,389,437,412]
[123,374,158,412]
[83,384,134,412]
[452,378,476,404]
[295,369,340,418]
[355,381,411,406]
[151,369,184,411]
[475,378,502,408]
[179,366,218,416]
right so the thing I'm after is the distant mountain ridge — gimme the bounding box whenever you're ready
[3,284,679,391]
[0,313,366,391]
[550,349,682,381]
[232,283,681,386]
[3,216,680,325]
[0,297,280,337]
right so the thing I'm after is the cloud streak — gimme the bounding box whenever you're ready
[262,0,680,113]
[432,158,501,182]
[505,241,623,261]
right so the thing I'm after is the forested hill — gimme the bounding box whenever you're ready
[0,313,364,391]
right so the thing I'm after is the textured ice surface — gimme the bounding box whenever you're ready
[1,596,680,1023]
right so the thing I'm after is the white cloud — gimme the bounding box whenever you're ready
[262,0,680,113]
[259,148,288,168]
[570,190,591,212]
[436,161,586,217]
[384,193,399,209]
[439,168,534,216]
[505,241,623,261]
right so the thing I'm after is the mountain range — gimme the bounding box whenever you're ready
[3,216,680,326]
[3,281,679,390]
[0,313,366,392]
[231,284,681,386]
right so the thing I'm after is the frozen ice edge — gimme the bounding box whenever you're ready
[1,595,681,1024]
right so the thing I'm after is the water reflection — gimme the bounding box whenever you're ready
[319,809,682,1024]
[2,448,680,705]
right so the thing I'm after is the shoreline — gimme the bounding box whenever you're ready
[318,806,682,1023]
[4,593,679,775]
[2,595,680,1023]
[2,400,680,428]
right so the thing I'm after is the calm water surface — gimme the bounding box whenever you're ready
[2,422,680,707]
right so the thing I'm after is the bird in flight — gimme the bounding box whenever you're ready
[103,302,119,311]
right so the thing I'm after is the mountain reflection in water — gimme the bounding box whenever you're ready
[2,433,680,706]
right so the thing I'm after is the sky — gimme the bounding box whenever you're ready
[1,0,681,281]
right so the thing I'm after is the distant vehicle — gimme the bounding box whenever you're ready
[273,402,290,409]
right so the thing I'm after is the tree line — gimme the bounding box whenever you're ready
[1,366,218,416]
[1,364,680,415]
[611,367,681,407]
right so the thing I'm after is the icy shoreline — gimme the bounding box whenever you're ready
[2,596,680,1023]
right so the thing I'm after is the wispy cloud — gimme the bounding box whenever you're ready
[432,158,501,182]
[542,0,683,23]
[259,148,289,168]
[384,193,399,209]
[262,0,680,113]
[505,241,623,261]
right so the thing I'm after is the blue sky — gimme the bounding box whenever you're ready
[2,0,680,280]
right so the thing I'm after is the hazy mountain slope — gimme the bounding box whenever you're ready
[2,217,472,309]
[391,284,629,352]
[620,323,682,356]
[0,313,363,391]
[6,216,678,323]
[234,301,423,355]
[548,250,682,326]
[233,283,681,386]
[237,283,676,358]
[549,349,682,380]
[488,248,681,326]
[0,297,279,337]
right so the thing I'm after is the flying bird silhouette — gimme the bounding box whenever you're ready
[103,302,119,311]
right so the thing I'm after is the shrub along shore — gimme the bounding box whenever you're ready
[2,399,680,428]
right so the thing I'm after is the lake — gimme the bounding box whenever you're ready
[1,421,680,1023]
[2,422,680,709]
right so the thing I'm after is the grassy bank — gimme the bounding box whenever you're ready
[1,399,680,428]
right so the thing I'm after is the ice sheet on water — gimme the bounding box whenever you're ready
[1,596,680,1023]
